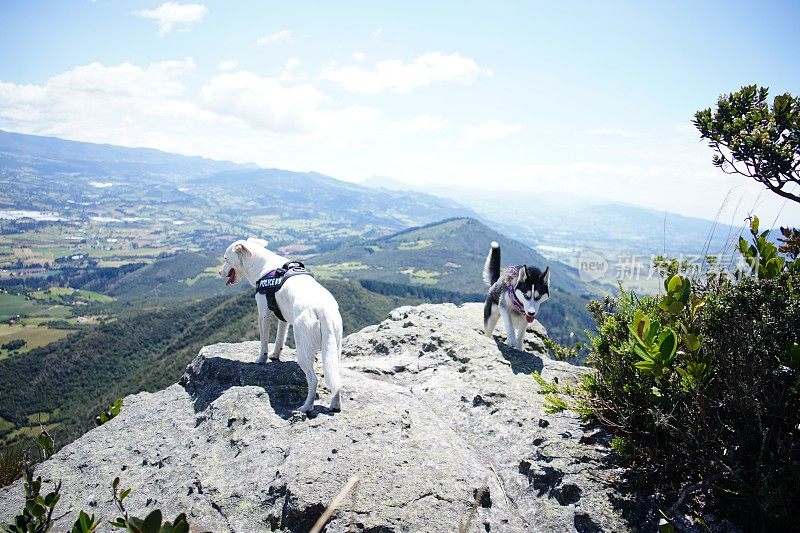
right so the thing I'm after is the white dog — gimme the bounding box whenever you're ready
[219,238,343,412]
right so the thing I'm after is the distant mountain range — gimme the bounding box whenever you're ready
[190,168,481,234]
[0,129,249,180]
[0,130,479,239]
[362,176,757,258]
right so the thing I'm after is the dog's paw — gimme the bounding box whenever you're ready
[297,403,314,413]
[268,351,281,361]
[255,353,267,364]
[329,391,341,412]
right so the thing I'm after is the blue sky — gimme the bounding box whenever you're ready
[1,1,798,225]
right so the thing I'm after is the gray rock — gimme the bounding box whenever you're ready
[0,303,636,532]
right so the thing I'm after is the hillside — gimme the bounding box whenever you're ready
[0,129,248,181]
[0,304,647,531]
[0,129,479,251]
[312,217,605,343]
[313,218,599,295]
[0,279,420,452]
[190,168,480,233]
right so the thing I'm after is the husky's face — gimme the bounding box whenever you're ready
[219,240,252,286]
[514,266,550,320]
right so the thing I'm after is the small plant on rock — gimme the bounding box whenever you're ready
[96,398,123,426]
[109,477,197,533]
[0,461,62,533]
[70,511,101,533]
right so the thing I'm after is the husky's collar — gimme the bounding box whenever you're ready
[506,265,535,323]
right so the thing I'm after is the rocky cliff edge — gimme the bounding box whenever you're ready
[0,303,638,532]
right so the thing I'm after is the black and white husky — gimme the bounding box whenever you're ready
[482,241,550,350]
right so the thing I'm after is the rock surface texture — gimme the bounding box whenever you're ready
[0,303,636,532]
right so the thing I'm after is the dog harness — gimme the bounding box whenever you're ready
[255,262,312,322]
[506,265,535,323]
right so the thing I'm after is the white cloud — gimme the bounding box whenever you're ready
[0,59,219,152]
[352,52,366,63]
[200,71,327,133]
[135,2,207,36]
[199,70,382,145]
[0,59,382,150]
[279,58,301,82]
[464,119,521,145]
[255,29,295,46]
[320,52,492,94]
[218,59,239,71]
[391,114,450,133]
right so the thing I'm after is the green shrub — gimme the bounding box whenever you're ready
[1,340,26,352]
[95,398,123,427]
[582,238,800,528]
[697,272,800,525]
[0,465,61,533]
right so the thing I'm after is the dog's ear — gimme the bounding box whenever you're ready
[543,266,551,286]
[234,242,252,257]
[517,266,528,284]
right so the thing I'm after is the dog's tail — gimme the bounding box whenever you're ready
[482,241,501,286]
[317,308,343,404]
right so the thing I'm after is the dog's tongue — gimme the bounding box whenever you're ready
[226,269,235,285]
[526,315,535,323]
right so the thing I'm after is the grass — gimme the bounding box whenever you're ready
[0,299,77,360]
[97,259,152,268]
[0,417,14,433]
[397,239,433,251]
[26,411,52,424]
[37,306,72,318]
[0,294,42,318]
[0,327,75,360]
[5,423,60,443]
[182,266,219,286]
[30,287,114,304]
[312,262,370,279]
[0,323,26,338]
[399,268,441,285]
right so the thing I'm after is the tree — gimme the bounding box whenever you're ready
[694,85,800,203]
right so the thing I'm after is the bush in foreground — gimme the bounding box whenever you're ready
[575,220,800,529]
